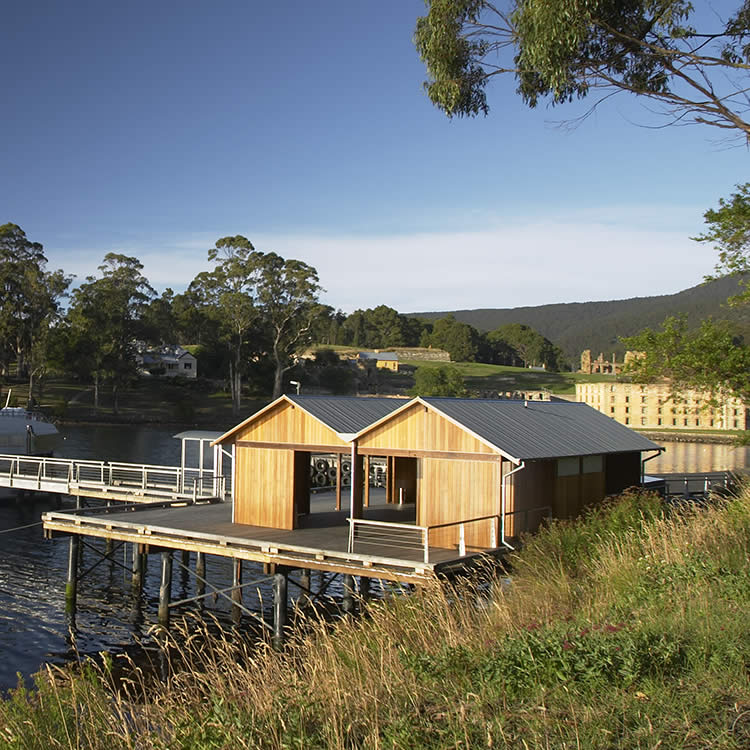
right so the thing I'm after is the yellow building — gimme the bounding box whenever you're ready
[576,382,748,431]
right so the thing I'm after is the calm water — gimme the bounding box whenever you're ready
[0,428,748,693]
[0,425,276,694]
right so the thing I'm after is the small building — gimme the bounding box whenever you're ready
[213,395,660,551]
[138,345,197,379]
[577,381,749,431]
[357,351,399,372]
[212,395,407,527]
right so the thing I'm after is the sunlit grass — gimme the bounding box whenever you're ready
[4,485,750,747]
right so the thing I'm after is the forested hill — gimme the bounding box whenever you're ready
[411,275,750,361]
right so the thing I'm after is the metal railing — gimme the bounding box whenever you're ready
[348,513,502,564]
[0,453,225,500]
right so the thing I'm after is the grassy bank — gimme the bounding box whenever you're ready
[4,486,750,748]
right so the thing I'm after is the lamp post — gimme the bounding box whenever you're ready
[289,380,301,395]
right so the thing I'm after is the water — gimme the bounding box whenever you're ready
[0,428,748,693]
[0,424,270,694]
[648,439,750,474]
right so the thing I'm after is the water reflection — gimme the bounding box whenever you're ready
[647,440,750,474]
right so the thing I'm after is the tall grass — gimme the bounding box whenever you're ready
[4,486,750,748]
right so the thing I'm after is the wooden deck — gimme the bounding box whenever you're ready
[42,491,496,584]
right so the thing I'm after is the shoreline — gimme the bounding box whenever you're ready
[638,429,743,445]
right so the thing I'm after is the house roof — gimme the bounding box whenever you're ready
[358,351,398,361]
[419,398,661,462]
[286,394,407,435]
[211,394,408,445]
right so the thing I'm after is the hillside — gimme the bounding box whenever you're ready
[411,275,750,362]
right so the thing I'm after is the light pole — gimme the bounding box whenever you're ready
[289,380,301,395]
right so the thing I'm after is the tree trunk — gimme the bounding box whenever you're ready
[229,349,241,416]
[112,382,119,415]
[27,369,34,408]
[94,374,100,409]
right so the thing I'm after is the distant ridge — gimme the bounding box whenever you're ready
[410,276,750,363]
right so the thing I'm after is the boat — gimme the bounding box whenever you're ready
[0,393,60,456]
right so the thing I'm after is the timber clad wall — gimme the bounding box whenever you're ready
[235,447,294,528]
[504,460,554,538]
[419,458,500,549]
[360,403,496,455]
[234,401,347,449]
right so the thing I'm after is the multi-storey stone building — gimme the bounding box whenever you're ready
[576,382,748,431]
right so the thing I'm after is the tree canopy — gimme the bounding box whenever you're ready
[410,364,467,397]
[622,315,750,405]
[415,0,750,138]
[694,183,750,302]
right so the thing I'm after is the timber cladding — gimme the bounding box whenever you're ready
[235,446,295,529]
[232,400,348,448]
[419,458,500,549]
[359,402,497,455]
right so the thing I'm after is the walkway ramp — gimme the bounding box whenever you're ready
[0,454,225,502]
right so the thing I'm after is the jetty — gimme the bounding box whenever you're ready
[39,395,663,643]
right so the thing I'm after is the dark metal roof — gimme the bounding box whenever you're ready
[288,395,408,435]
[422,398,661,461]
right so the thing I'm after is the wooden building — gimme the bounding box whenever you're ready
[352,397,660,548]
[214,395,660,555]
[213,395,407,528]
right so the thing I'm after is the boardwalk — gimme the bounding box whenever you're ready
[0,453,225,502]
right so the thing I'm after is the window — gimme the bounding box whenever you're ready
[582,455,603,473]
[641,407,647,414]
[657,418,662,426]
[184,362,192,369]
[641,417,646,425]
[625,417,630,425]
[625,406,630,414]
[557,457,580,477]
[610,407,615,414]
[641,396,646,403]
[625,396,630,403]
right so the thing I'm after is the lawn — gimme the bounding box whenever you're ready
[404,360,615,395]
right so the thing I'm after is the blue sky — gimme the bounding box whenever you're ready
[1,1,746,313]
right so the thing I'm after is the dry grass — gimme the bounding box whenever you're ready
[4,487,750,748]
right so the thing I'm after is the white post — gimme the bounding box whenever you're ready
[231,443,236,517]
[459,523,465,556]
[348,441,356,553]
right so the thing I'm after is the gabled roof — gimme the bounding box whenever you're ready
[286,394,407,435]
[419,398,660,461]
[211,394,408,445]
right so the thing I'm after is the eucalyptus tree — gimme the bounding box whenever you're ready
[255,253,322,398]
[188,236,261,415]
[66,253,154,411]
[189,238,323,406]
[415,0,750,139]
[0,223,71,394]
